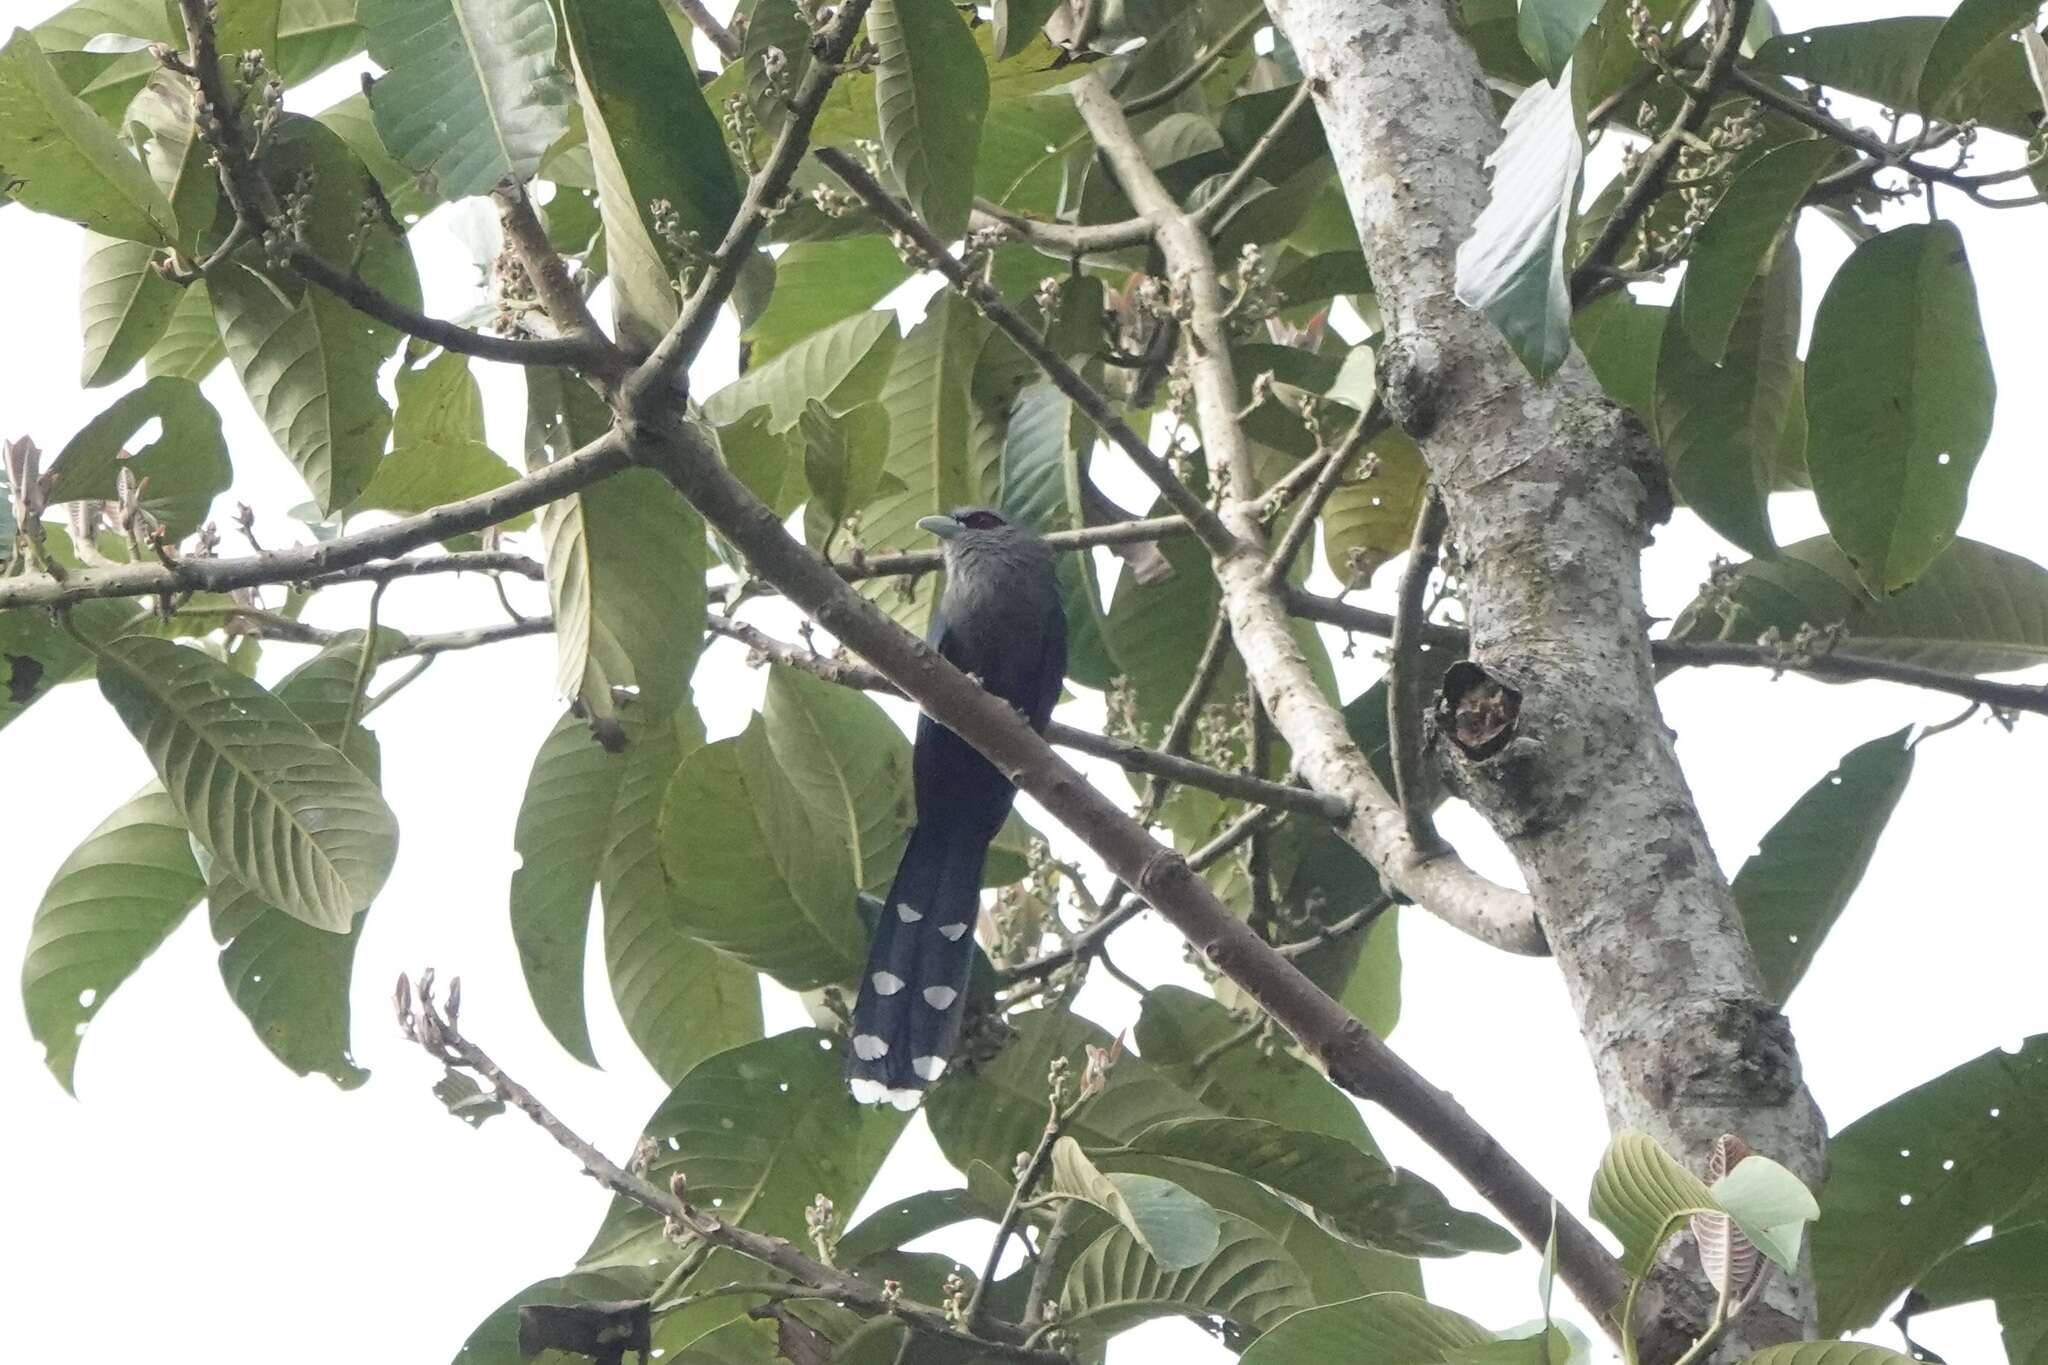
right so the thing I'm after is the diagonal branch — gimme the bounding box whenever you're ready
[1068,73,1545,957]
[1387,487,1450,856]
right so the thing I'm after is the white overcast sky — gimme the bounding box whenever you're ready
[2,2,2043,1361]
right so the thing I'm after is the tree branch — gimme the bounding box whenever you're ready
[1265,405,1383,584]
[1068,72,1546,957]
[1388,487,1449,856]
[494,180,609,346]
[1121,6,1267,116]
[1190,78,1318,230]
[393,973,1064,1365]
[668,0,742,60]
[814,148,1242,561]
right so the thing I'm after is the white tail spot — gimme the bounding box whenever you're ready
[871,971,905,995]
[888,1088,922,1112]
[896,902,923,922]
[913,1055,947,1082]
[922,986,958,1009]
[852,1034,889,1060]
[849,1078,889,1104]
[937,922,967,941]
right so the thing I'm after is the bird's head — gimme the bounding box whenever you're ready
[916,506,1016,542]
[916,507,1055,590]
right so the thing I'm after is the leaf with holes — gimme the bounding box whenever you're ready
[96,636,398,933]
[1655,234,1801,558]
[1666,535,2048,676]
[870,0,990,239]
[1454,63,1583,379]
[360,0,571,201]
[1814,1034,2048,1334]
[1733,727,1915,1005]
[0,29,177,244]
[1239,1291,1493,1362]
[21,782,204,1092]
[78,232,177,388]
[510,711,625,1067]
[601,707,763,1085]
[44,376,230,543]
[1806,222,1996,594]
[1050,1138,1222,1272]
[1060,1213,1313,1340]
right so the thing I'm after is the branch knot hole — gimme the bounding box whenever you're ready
[1377,332,1445,439]
[1435,660,1522,760]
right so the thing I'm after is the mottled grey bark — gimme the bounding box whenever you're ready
[1266,1,1826,1353]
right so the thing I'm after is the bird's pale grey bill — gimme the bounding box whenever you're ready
[916,514,962,539]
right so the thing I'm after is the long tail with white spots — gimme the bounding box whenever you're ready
[847,821,985,1109]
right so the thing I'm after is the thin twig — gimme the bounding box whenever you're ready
[1191,79,1318,229]
[1021,1201,1080,1328]
[1265,404,1384,585]
[668,0,741,60]
[815,147,1242,560]
[1122,7,1265,116]
[338,580,388,740]
[967,1094,1081,1334]
[494,180,609,348]
[1245,687,1276,938]
[1388,488,1450,856]
[1275,893,1395,958]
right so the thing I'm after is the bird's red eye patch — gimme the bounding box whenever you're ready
[959,510,1006,530]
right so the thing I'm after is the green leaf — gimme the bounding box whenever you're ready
[716,405,805,517]
[360,0,571,201]
[559,0,738,347]
[456,1265,664,1363]
[0,28,177,243]
[1111,1115,1516,1258]
[316,90,446,225]
[128,73,222,256]
[21,782,205,1092]
[863,291,986,631]
[78,231,178,387]
[96,636,399,933]
[144,281,226,381]
[1240,1291,1493,1363]
[1322,427,1433,589]
[1913,1219,2048,1311]
[743,237,912,365]
[761,664,915,895]
[995,0,1065,60]
[870,0,991,239]
[1655,233,1801,557]
[1455,63,1583,378]
[510,711,624,1067]
[1060,1213,1313,1340]
[1733,727,1915,1005]
[1751,17,2042,139]
[835,1189,1007,1266]
[205,632,391,1089]
[702,310,902,430]
[44,375,230,542]
[1814,1034,2048,1334]
[1520,0,1604,81]
[659,716,866,990]
[1917,0,2044,128]
[280,0,371,84]
[1050,1137,1222,1272]
[801,399,892,538]
[350,353,522,523]
[1677,139,1839,365]
[1710,1155,1819,1275]
[1806,221,1996,594]
[1742,1347,1919,1365]
[1588,1130,1717,1275]
[540,467,707,727]
[211,117,421,514]
[1572,288,1664,421]
[997,381,1087,537]
[1666,535,2048,675]
[601,707,764,1085]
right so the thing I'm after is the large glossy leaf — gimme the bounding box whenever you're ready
[360,0,570,201]
[211,117,421,514]
[835,1188,1007,1266]
[761,665,915,894]
[78,231,177,387]
[1454,62,1582,378]
[540,467,706,727]
[1321,427,1433,588]
[1677,139,1838,365]
[800,400,892,548]
[1520,0,1603,81]
[1239,1292,1492,1363]
[1806,222,1996,594]
[44,376,230,542]
[1814,1035,2048,1334]
[205,632,391,1089]
[510,711,624,1067]
[351,353,522,522]
[1751,17,2042,140]
[702,310,901,430]
[316,90,445,226]
[862,292,986,631]
[1104,529,1235,729]
[1655,234,1800,558]
[1666,535,2048,675]
[279,0,370,84]
[1050,1138,1222,1272]
[1917,0,2045,128]
[659,716,865,990]
[1060,1213,1313,1340]
[144,281,226,381]
[1733,727,1915,1005]
[128,73,222,256]
[1744,1347,1919,1365]
[96,635,399,933]
[600,708,764,1085]
[559,0,738,347]
[1588,1130,1718,1275]
[1110,1116,1516,1258]
[1572,288,1664,421]
[870,0,989,239]
[21,782,205,1092]
[742,237,911,365]
[0,29,176,244]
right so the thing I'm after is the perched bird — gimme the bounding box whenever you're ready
[848,507,1066,1108]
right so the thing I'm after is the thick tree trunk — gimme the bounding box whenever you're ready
[1267,1,1826,1351]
